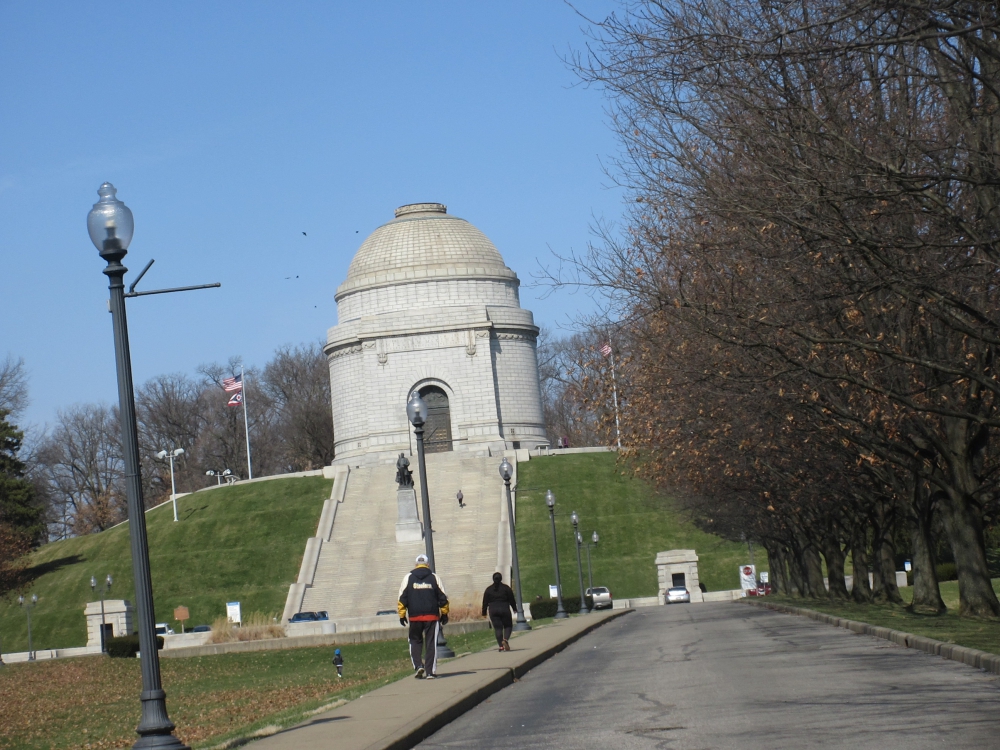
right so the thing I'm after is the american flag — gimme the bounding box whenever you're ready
[599,343,613,358]
[222,374,242,392]
[227,391,243,407]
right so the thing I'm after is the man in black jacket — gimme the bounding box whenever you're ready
[397,554,450,679]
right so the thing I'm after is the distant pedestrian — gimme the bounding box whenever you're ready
[332,648,343,678]
[481,572,516,652]
[398,553,449,679]
[457,490,464,508]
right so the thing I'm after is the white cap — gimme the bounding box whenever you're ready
[416,554,429,565]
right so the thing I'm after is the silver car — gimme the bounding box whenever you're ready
[665,586,691,604]
[586,586,613,609]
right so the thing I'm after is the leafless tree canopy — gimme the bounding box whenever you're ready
[555,1,1000,616]
[32,342,335,541]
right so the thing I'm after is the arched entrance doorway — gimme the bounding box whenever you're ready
[419,385,452,453]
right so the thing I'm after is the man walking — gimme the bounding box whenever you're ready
[398,553,450,679]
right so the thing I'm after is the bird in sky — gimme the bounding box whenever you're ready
[302,231,307,236]
[284,275,299,280]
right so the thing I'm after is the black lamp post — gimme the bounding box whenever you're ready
[585,531,598,597]
[545,490,568,619]
[90,574,113,652]
[571,512,591,614]
[406,391,454,658]
[87,183,189,750]
[18,594,37,661]
[498,458,530,631]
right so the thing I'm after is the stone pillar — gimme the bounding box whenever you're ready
[85,599,134,646]
[655,550,703,603]
[396,488,423,543]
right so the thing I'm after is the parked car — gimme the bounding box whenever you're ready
[586,586,613,609]
[191,625,212,633]
[665,586,691,604]
[289,611,330,623]
[154,622,175,636]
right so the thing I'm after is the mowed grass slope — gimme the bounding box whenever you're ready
[1,476,331,652]
[515,453,764,600]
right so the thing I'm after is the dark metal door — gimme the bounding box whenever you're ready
[420,386,452,453]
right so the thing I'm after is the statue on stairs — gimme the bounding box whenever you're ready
[395,453,414,488]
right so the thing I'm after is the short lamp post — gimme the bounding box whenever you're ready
[91,574,113,652]
[585,531,599,597]
[155,448,184,522]
[571,512,590,614]
[406,391,454,658]
[498,458,530,631]
[545,490,568,619]
[88,182,189,749]
[18,594,37,661]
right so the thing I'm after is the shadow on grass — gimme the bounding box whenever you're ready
[182,504,211,521]
[27,555,84,580]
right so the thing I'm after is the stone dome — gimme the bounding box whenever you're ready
[336,203,518,300]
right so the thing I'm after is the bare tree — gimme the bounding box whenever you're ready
[0,355,29,419]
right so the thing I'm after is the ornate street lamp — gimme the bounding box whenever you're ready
[498,458,530,631]
[18,594,38,661]
[545,490,568,619]
[87,182,190,750]
[155,448,185,522]
[406,390,454,658]
[90,574,113,652]
[571,511,591,614]
[585,531,598,599]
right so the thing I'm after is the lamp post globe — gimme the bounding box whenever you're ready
[405,389,453,658]
[545,490,568,619]
[592,531,599,545]
[87,183,188,750]
[498,458,530,631]
[571,512,590,614]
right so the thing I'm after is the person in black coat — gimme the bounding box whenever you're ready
[482,572,517,651]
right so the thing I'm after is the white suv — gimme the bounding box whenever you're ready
[586,586,613,609]
[154,623,175,636]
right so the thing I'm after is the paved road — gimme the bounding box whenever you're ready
[417,603,1000,749]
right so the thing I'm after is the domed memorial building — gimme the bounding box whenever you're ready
[327,203,548,464]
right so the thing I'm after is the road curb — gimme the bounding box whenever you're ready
[742,599,1000,675]
[371,609,633,750]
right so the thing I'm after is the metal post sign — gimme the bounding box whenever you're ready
[226,601,241,625]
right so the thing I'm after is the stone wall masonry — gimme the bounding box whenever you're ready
[338,278,519,320]
[744,598,1000,675]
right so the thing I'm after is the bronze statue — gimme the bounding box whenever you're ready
[395,453,414,488]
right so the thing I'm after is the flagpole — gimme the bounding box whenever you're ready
[609,350,622,450]
[241,364,253,479]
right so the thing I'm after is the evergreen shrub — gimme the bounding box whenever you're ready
[106,633,164,658]
[530,595,593,618]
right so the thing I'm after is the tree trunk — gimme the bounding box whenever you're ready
[908,485,945,615]
[821,533,850,600]
[785,545,805,597]
[850,527,872,603]
[939,490,1000,617]
[802,543,828,599]
[871,513,903,605]
[765,544,785,595]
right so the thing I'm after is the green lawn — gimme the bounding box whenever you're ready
[1,476,331,653]
[0,627,497,750]
[769,579,1000,655]
[514,453,764,601]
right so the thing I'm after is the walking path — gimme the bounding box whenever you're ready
[247,609,627,750]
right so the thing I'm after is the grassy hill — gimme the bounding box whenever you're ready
[1,476,331,652]
[515,453,765,601]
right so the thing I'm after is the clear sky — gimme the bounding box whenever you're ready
[0,2,621,432]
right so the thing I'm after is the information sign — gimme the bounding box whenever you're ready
[227,601,241,625]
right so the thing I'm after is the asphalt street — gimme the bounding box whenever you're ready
[416,602,1000,749]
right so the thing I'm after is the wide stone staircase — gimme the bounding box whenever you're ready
[296,453,507,623]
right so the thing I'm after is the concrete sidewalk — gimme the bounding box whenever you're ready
[247,609,629,750]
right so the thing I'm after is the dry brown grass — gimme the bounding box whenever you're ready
[447,602,487,623]
[208,612,285,644]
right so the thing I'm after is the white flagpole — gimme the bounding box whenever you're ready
[609,350,622,449]
[241,364,253,479]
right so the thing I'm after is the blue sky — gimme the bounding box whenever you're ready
[0,2,622,431]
